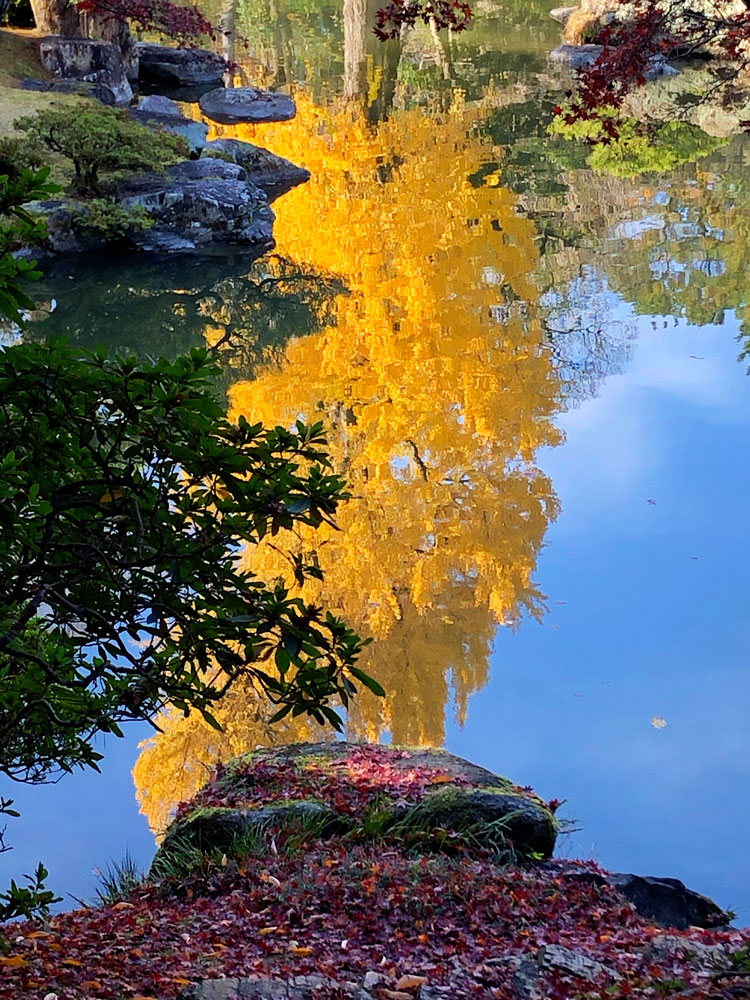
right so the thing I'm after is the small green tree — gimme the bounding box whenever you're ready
[15,104,186,195]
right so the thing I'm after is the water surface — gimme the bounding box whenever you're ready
[3,0,750,922]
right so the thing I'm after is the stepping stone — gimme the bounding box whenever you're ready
[199,87,296,126]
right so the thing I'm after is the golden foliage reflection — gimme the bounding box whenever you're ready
[134,91,564,835]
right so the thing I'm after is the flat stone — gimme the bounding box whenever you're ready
[169,159,247,182]
[538,944,615,981]
[49,79,116,104]
[129,108,209,156]
[178,975,372,999]
[135,42,226,87]
[548,42,604,69]
[201,138,310,200]
[134,230,199,253]
[138,94,181,116]
[199,87,296,126]
[39,35,133,105]
[19,78,52,91]
[513,947,616,999]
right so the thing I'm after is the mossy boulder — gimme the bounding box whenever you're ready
[154,742,558,869]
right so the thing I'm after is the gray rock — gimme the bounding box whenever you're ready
[117,174,275,254]
[538,944,615,981]
[138,94,181,116]
[133,230,200,253]
[135,42,227,87]
[129,108,209,156]
[154,800,339,864]
[644,57,680,81]
[550,5,577,24]
[179,975,372,999]
[418,787,557,859]
[49,79,116,104]
[608,874,730,930]
[201,138,310,201]
[27,199,106,254]
[19,78,53,92]
[199,87,296,126]
[169,159,247,182]
[513,947,616,999]
[647,935,730,972]
[548,42,604,69]
[39,36,133,105]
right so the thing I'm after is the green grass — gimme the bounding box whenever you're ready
[94,851,146,905]
[0,28,86,187]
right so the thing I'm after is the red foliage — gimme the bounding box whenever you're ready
[77,0,218,46]
[1,852,747,1000]
[562,0,750,140]
[374,0,473,41]
[176,745,490,820]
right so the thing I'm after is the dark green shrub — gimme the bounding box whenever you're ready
[15,104,187,195]
[0,136,43,182]
[72,198,154,240]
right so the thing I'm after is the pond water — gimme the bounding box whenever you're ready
[4,0,750,923]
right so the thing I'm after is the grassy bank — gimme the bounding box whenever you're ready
[0,27,88,186]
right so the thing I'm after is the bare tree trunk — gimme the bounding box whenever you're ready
[268,0,294,87]
[367,36,401,121]
[220,0,237,82]
[429,17,454,80]
[30,0,85,35]
[343,0,368,100]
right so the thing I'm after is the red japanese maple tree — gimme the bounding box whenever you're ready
[561,0,750,139]
[374,0,473,40]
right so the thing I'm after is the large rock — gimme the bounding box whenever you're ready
[27,198,106,254]
[199,87,296,125]
[117,173,275,253]
[201,138,310,200]
[39,35,133,105]
[608,873,731,930]
[130,99,209,156]
[154,743,558,868]
[548,42,603,69]
[135,42,226,87]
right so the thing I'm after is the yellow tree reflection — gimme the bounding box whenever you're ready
[134,92,564,836]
